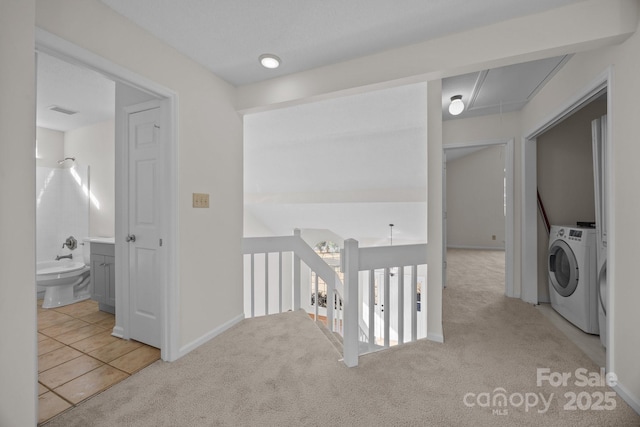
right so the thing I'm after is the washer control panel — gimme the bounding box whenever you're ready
[554,227,584,242]
[568,229,583,241]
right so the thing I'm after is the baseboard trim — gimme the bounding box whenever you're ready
[427,332,444,343]
[177,313,245,359]
[613,380,640,415]
[111,326,124,339]
[447,245,505,251]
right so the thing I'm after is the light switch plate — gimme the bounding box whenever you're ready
[193,193,210,208]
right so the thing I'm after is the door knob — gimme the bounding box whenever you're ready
[126,234,136,242]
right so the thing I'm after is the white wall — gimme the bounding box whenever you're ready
[535,99,606,302]
[65,119,115,237]
[36,0,243,354]
[426,80,443,342]
[443,111,522,146]
[36,126,64,167]
[522,20,640,411]
[0,1,37,425]
[446,145,506,249]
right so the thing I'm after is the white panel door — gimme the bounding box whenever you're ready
[128,107,161,348]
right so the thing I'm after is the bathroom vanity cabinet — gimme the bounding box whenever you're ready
[90,242,115,314]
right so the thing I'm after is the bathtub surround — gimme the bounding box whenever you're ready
[36,164,89,265]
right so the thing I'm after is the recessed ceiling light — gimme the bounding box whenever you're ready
[448,95,464,116]
[259,54,281,69]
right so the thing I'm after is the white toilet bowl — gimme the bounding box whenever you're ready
[37,260,91,308]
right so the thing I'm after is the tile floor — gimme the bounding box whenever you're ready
[37,299,160,425]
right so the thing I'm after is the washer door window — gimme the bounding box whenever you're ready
[549,240,579,297]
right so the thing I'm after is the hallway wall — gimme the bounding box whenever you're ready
[0,1,37,425]
[446,145,506,249]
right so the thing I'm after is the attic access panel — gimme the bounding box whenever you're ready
[470,56,567,111]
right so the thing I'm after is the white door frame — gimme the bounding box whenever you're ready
[35,28,180,361]
[443,138,515,298]
[521,67,614,310]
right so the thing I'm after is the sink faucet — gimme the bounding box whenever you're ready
[55,254,73,261]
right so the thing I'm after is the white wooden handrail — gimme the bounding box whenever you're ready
[243,233,343,296]
[357,244,427,271]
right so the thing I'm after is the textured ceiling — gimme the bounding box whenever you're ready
[36,53,114,132]
[99,0,585,86]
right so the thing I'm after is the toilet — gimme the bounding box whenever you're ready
[37,242,91,309]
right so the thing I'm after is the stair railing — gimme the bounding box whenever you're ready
[341,239,428,366]
[243,231,427,367]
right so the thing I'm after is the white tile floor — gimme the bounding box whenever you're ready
[537,303,606,368]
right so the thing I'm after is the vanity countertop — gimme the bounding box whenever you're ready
[85,237,115,244]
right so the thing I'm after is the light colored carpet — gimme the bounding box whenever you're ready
[44,249,640,426]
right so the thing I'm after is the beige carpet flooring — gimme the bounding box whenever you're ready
[44,249,640,426]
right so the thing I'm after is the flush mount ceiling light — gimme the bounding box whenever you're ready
[448,95,465,116]
[259,54,281,69]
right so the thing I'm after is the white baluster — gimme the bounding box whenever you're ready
[278,252,283,313]
[411,264,418,341]
[250,253,255,318]
[265,252,269,315]
[398,266,404,345]
[384,267,390,348]
[368,269,375,348]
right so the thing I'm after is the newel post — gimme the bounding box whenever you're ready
[342,238,359,367]
[293,229,301,311]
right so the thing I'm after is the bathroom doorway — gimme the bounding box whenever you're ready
[35,31,178,422]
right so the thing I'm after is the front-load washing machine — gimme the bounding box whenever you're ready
[548,225,599,334]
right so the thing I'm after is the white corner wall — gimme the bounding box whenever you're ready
[446,145,506,249]
[522,18,640,412]
[65,119,115,237]
[0,1,37,426]
[36,0,244,353]
[426,80,443,342]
